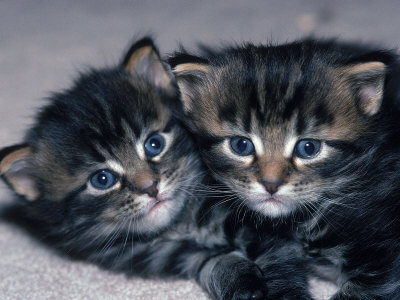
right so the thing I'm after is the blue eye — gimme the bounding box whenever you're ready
[294,140,321,159]
[230,137,255,156]
[90,170,118,189]
[144,134,165,157]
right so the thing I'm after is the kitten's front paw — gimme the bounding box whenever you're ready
[230,282,267,300]
[225,266,268,300]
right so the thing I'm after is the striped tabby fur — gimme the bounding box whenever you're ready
[171,39,400,299]
[0,38,268,300]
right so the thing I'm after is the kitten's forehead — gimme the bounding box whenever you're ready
[195,47,365,142]
[248,110,299,157]
[32,71,172,165]
[79,91,170,165]
[214,51,322,121]
[196,58,306,137]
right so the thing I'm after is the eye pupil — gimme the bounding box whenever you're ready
[237,139,248,152]
[97,174,108,185]
[150,138,161,149]
[304,142,315,155]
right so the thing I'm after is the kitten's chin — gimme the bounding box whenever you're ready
[244,194,297,218]
[252,199,292,218]
[139,201,177,232]
[131,193,187,234]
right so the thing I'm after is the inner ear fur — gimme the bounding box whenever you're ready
[340,61,386,116]
[173,62,210,75]
[122,37,176,95]
[0,144,39,201]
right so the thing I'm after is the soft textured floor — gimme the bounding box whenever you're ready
[0,1,399,299]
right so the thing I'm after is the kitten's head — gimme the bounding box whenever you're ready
[0,37,200,235]
[170,40,399,218]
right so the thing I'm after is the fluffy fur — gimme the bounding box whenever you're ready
[170,39,400,299]
[0,38,269,300]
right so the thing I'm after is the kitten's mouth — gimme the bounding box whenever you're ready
[261,195,292,209]
[149,198,167,213]
[264,197,282,204]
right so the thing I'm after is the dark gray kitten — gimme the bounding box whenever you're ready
[0,38,268,300]
[170,39,400,299]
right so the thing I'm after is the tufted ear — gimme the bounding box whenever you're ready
[122,37,176,95]
[170,54,210,114]
[341,61,386,116]
[172,62,210,113]
[0,144,39,201]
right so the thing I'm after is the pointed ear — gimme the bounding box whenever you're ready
[122,37,176,94]
[171,59,210,113]
[341,61,386,116]
[0,144,39,201]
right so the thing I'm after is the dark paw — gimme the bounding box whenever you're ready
[280,294,312,300]
[232,287,267,300]
[266,288,312,300]
[229,267,268,300]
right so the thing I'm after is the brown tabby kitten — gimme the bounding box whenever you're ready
[0,38,268,300]
[169,39,400,299]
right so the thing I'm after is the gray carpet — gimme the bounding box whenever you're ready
[0,1,399,299]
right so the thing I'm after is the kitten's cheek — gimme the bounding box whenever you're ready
[134,195,161,213]
[148,200,174,219]
[156,181,176,203]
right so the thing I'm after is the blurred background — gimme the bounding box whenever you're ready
[0,1,398,298]
[1,0,400,147]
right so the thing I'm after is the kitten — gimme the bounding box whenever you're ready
[170,39,400,299]
[0,38,268,300]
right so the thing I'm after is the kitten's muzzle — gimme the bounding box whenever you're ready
[257,160,289,194]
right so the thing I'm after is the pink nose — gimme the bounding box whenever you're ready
[259,178,284,194]
[141,181,159,198]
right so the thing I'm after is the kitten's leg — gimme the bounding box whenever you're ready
[119,240,268,300]
[329,281,371,300]
[329,279,398,300]
[257,257,312,300]
[253,242,313,300]
[329,254,400,300]
[197,250,268,300]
